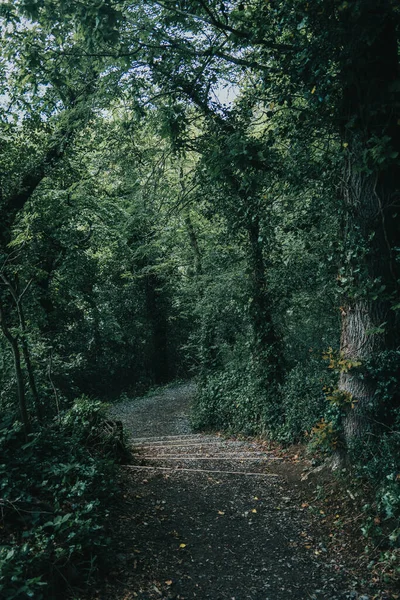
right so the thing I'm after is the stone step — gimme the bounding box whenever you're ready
[138,455,282,461]
[130,434,205,443]
[131,440,238,449]
[123,464,280,477]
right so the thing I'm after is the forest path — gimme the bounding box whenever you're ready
[99,383,355,600]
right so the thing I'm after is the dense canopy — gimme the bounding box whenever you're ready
[0,1,399,597]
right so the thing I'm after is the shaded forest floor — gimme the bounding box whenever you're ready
[87,383,394,600]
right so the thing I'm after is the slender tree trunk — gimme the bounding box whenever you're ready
[47,348,60,424]
[184,212,219,375]
[1,275,43,420]
[11,338,29,436]
[19,316,42,421]
[185,213,203,276]
[0,301,30,438]
[178,163,203,278]
[247,215,283,383]
[145,273,169,384]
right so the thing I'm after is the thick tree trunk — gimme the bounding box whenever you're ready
[338,145,399,452]
[339,300,385,441]
[337,4,400,452]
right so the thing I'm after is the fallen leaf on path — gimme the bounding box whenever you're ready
[251,509,257,513]
[179,543,187,548]
[218,511,225,515]
[165,580,173,586]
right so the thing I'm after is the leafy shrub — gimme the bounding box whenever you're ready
[276,359,333,442]
[308,417,339,454]
[193,354,334,443]
[0,397,120,599]
[62,395,128,460]
[307,350,400,582]
[192,357,281,436]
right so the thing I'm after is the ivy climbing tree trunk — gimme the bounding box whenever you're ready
[337,3,400,452]
[338,176,399,447]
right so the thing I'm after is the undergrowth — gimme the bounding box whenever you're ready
[0,396,123,600]
[192,356,332,440]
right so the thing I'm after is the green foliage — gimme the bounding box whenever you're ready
[308,351,400,575]
[61,395,105,438]
[351,430,400,580]
[308,418,339,454]
[356,353,400,540]
[322,347,362,374]
[1,0,400,592]
[192,362,280,436]
[277,360,332,442]
[0,398,118,599]
[62,395,129,460]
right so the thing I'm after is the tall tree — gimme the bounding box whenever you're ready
[333,1,400,450]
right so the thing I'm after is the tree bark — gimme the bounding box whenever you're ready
[1,275,43,420]
[145,273,169,384]
[184,213,203,276]
[19,305,43,421]
[0,300,30,438]
[247,215,283,384]
[339,300,385,442]
[337,4,400,451]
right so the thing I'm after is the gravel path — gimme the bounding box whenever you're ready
[108,383,195,440]
[97,383,368,600]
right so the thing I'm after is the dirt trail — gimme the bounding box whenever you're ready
[99,383,362,600]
